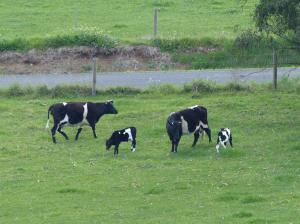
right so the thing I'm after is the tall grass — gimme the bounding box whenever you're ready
[1,78,299,98]
[0,27,117,52]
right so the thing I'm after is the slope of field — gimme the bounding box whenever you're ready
[0,91,299,223]
[0,0,257,41]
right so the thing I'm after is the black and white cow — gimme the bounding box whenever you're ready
[106,127,137,156]
[46,100,118,143]
[216,128,233,153]
[166,105,212,152]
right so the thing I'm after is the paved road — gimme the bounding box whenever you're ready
[1,67,299,89]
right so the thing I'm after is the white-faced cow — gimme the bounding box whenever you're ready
[46,100,118,143]
[166,105,212,152]
[216,128,233,153]
[106,127,137,156]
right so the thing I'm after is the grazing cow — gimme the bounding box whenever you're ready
[166,105,212,152]
[106,127,137,156]
[46,100,118,143]
[216,128,233,153]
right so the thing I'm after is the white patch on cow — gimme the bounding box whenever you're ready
[189,105,199,110]
[59,114,69,125]
[216,128,231,152]
[45,119,50,129]
[124,128,133,141]
[81,103,88,124]
[216,144,220,153]
[181,116,189,134]
[200,121,208,129]
[62,102,67,106]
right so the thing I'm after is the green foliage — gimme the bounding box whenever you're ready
[233,29,271,49]
[183,79,218,94]
[254,0,300,45]
[254,0,300,36]
[151,38,219,52]
[0,28,117,52]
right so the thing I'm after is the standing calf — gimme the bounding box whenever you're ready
[46,100,118,143]
[166,105,212,153]
[216,128,233,153]
[106,127,137,156]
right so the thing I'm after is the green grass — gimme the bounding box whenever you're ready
[0,90,300,223]
[0,0,257,41]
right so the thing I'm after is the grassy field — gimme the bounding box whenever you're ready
[0,0,257,41]
[0,90,299,223]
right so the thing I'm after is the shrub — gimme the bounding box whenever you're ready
[6,84,26,97]
[233,29,272,49]
[102,86,142,95]
[183,79,218,93]
[145,83,180,94]
[223,81,252,92]
[0,27,117,52]
[151,38,218,52]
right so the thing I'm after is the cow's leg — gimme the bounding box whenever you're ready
[203,127,212,143]
[192,130,200,147]
[90,123,97,138]
[221,141,226,149]
[75,127,83,140]
[229,135,233,147]
[57,125,69,140]
[51,123,59,144]
[174,137,181,153]
[114,144,119,156]
[131,138,136,152]
[171,142,175,152]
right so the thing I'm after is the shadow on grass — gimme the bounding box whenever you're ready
[56,188,86,194]
[232,211,253,218]
[241,196,265,204]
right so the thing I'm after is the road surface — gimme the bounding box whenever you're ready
[0,67,299,89]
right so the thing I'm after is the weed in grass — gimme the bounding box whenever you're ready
[232,211,253,218]
[241,196,265,204]
[56,188,86,194]
[248,219,273,224]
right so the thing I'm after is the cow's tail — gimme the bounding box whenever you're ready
[45,105,53,132]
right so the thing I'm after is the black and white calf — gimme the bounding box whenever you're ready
[46,100,118,143]
[216,128,233,153]
[166,105,212,153]
[106,127,137,156]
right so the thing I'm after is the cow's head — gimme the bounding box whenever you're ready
[168,119,182,140]
[106,138,113,150]
[105,100,118,114]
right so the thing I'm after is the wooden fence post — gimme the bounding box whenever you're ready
[92,58,96,96]
[273,48,278,90]
[153,9,158,37]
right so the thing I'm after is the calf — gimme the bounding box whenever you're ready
[216,128,233,153]
[106,127,137,156]
[46,100,118,143]
[166,105,212,153]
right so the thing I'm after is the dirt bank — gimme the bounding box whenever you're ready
[0,45,184,74]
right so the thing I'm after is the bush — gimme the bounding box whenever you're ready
[183,79,218,93]
[222,81,252,92]
[0,38,29,51]
[102,86,142,95]
[145,83,180,94]
[0,27,117,52]
[233,30,271,49]
[151,38,219,52]
[6,84,26,97]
